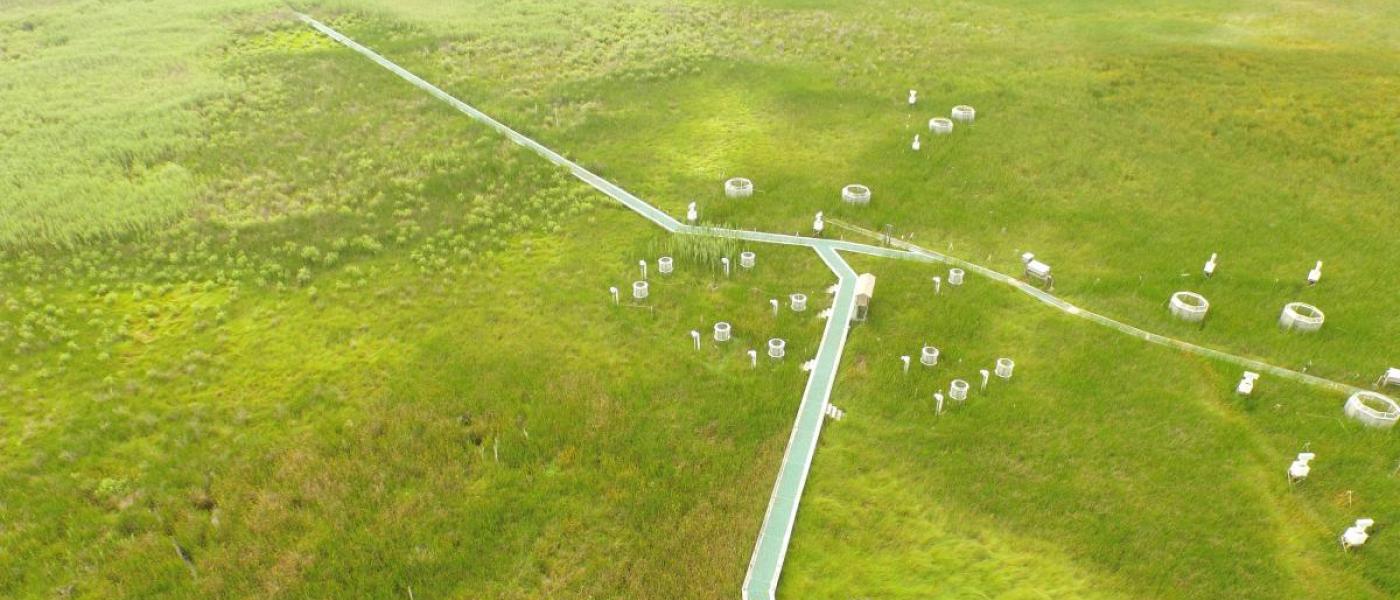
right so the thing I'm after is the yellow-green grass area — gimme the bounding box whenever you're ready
[1,203,838,598]
[330,0,1397,386]
[0,0,288,246]
[0,5,841,595]
[780,253,1400,598]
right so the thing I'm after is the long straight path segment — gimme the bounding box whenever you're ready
[297,12,868,598]
[742,244,857,600]
[827,218,1368,396]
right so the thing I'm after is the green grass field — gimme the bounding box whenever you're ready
[2,0,1396,597]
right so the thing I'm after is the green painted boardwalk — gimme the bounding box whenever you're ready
[741,244,857,600]
[297,13,1373,598]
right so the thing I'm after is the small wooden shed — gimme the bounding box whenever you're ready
[854,273,877,322]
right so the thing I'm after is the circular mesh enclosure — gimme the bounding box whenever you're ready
[995,358,1015,379]
[632,281,649,300]
[714,321,731,342]
[1344,391,1400,429]
[842,184,871,205]
[1169,291,1210,322]
[767,338,787,358]
[951,105,976,122]
[658,256,673,274]
[790,293,807,312]
[920,345,940,366]
[724,177,753,198]
[1279,302,1324,332]
[928,117,954,134]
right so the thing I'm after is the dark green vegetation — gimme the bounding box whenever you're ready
[2,0,1396,598]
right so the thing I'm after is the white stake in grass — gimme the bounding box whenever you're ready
[813,211,825,236]
[935,392,945,415]
[748,349,758,368]
[770,298,780,316]
[1307,260,1323,286]
[686,202,698,223]
[639,259,647,280]
[1203,253,1218,278]
[932,276,942,295]
[609,286,619,304]
[901,355,911,374]
[721,257,731,277]
[912,134,921,151]
[908,89,918,105]
[979,369,990,392]
[690,330,701,351]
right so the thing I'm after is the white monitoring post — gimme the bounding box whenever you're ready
[690,330,701,351]
[813,211,825,236]
[770,298,780,316]
[908,89,918,105]
[609,286,619,304]
[747,349,757,368]
[1341,519,1375,551]
[1307,260,1323,286]
[901,355,911,374]
[934,392,945,415]
[1379,368,1400,388]
[1288,452,1316,484]
[1203,253,1218,278]
[1236,371,1261,396]
[639,259,647,280]
[979,369,990,392]
[932,276,941,295]
[721,257,730,277]
[1021,252,1053,289]
[686,202,698,223]
[912,134,921,151]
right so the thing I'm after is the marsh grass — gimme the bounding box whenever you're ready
[3,0,1398,597]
